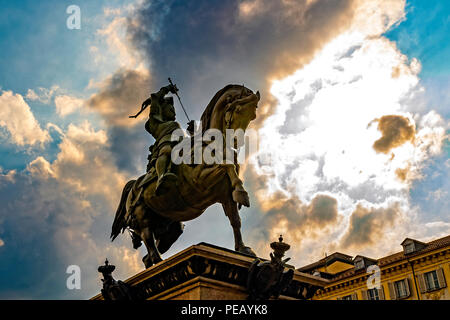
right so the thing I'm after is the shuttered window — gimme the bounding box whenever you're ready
[396,280,407,297]
[355,260,365,270]
[362,287,384,300]
[361,290,368,300]
[404,243,415,254]
[388,282,397,300]
[378,286,385,300]
[419,268,447,292]
[340,293,358,300]
[367,288,380,300]
[424,270,439,291]
[436,268,447,288]
[394,279,410,298]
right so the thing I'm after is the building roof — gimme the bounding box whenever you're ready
[299,234,450,282]
[353,255,377,263]
[297,252,353,273]
[378,235,450,267]
[400,238,426,246]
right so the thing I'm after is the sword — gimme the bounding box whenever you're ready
[129,94,151,118]
[168,77,191,122]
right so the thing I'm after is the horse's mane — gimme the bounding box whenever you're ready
[200,84,245,133]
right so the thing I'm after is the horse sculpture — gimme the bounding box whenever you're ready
[111,84,260,268]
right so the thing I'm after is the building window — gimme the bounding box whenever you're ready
[342,295,352,300]
[367,288,380,300]
[355,259,364,270]
[394,280,407,298]
[424,271,440,291]
[404,242,415,254]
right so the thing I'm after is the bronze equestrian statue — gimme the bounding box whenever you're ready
[111,82,260,268]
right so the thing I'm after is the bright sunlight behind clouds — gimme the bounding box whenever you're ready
[250,0,448,260]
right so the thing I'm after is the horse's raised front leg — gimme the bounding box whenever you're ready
[224,164,250,208]
[222,199,256,256]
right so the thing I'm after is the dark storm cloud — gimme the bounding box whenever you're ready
[372,115,415,154]
[243,165,341,237]
[87,68,151,127]
[0,173,139,299]
[307,194,339,224]
[341,203,402,249]
[0,123,143,299]
[127,0,356,123]
[86,68,152,174]
[106,0,359,177]
[108,125,150,175]
[262,193,340,230]
[0,174,97,298]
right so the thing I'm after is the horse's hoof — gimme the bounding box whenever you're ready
[151,254,163,265]
[142,253,163,268]
[232,189,250,207]
[142,254,153,269]
[237,246,256,257]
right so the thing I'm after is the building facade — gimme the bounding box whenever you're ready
[298,235,450,300]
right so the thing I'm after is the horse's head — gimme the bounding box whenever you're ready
[224,86,260,133]
[201,85,260,147]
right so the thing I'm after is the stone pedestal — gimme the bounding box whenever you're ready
[91,243,328,300]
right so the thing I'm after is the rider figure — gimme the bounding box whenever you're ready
[142,84,181,195]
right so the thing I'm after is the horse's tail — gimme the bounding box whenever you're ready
[111,179,136,241]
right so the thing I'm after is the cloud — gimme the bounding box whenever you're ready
[54,95,84,117]
[241,166,346,261]
[252,2,446,198]
[392,111,448,184]
[262,193,342,245]
[0,168,16,185]
[86,68,151,127]
[27,156,54,179]
[263,193,340,230]
[127,0,359,123]
[340,203,403,249]
[0,90,50,146]
[0,120,141,298]
[25,85,60,104]
[96,14,143,70]
[427,189,448,201]
[48,121,127,203]
[372,115,415,154]
[416,221,450,243]
[81,5,153,129]
[245,0,447,262]
[107,125,149,175]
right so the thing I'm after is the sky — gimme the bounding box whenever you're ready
[0,0,448,299]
